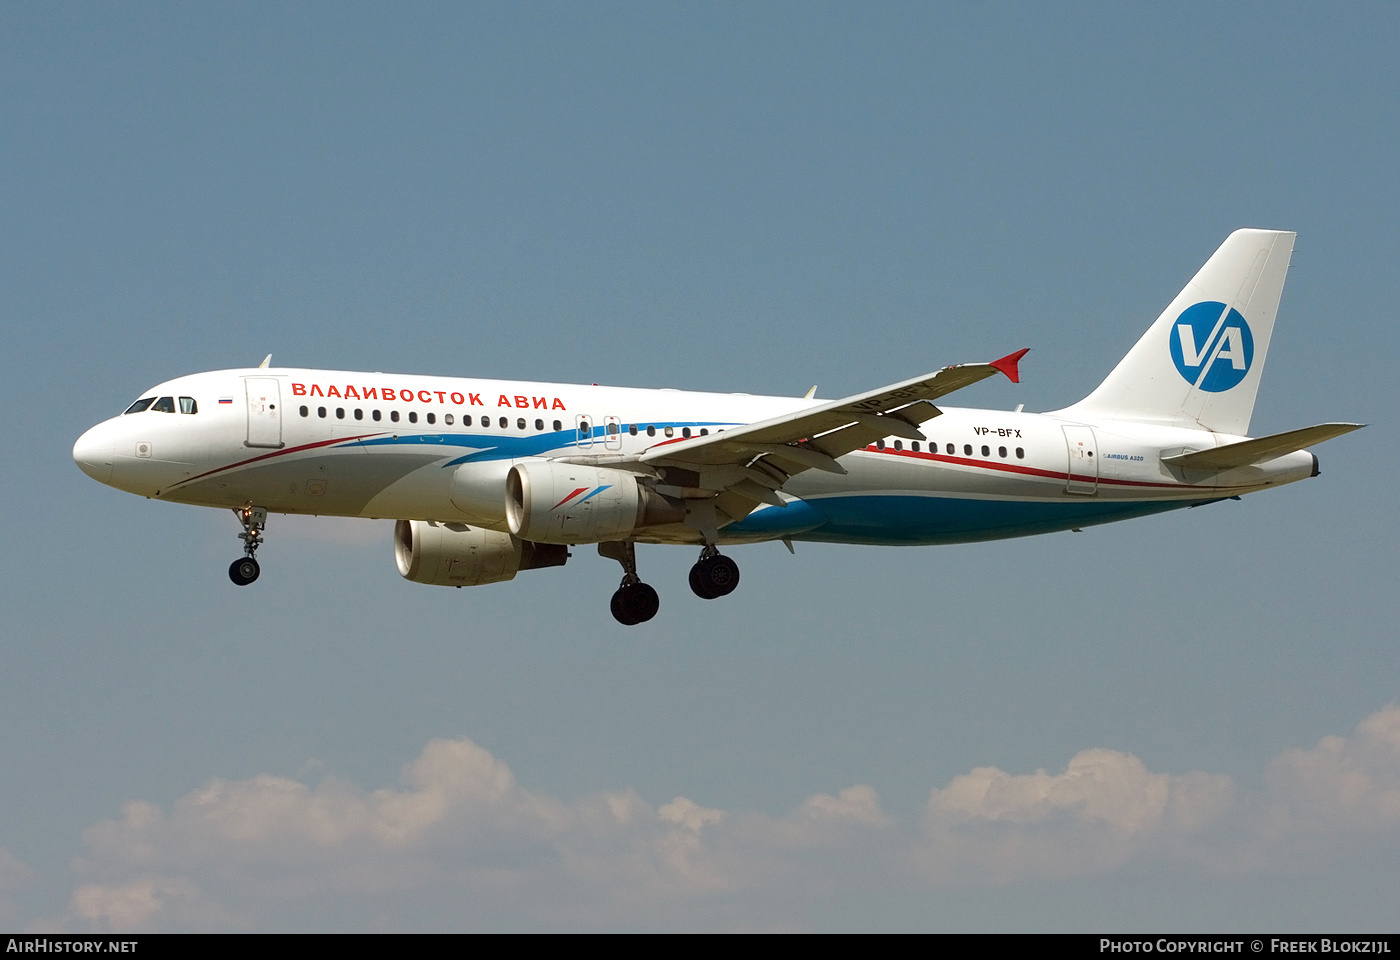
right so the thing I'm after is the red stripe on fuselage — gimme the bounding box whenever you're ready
[166,434,387,490]
[861,446,1194,490]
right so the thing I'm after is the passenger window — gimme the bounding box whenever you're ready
[912,441,920,452]
[664,426,673,437]
[152,397,175,413]
[464,415,473,427]
[647,426,656,437]
[628,424,637,436]
[1016,447,1025,459]
[981,445,989,457]
[875,440,886,450]
[700,428,708,436]
[478,416,486,429]
[390,410,400,423]
[894,440,903,451]
[517,418,526,430]
[947,443,955,455]
[552,420,561,432]
[299,406,309,417]
[998,446,1007,458]
[318,407,327,418]
[336,408,345,419]
[535,419,544,431]
[179,397,198,414]
[427,412,436,424]
[499,417,508,429]
[682,427,691,438]
[124,397,156,414]
[373,410,382,421]
[963,444,971,455]
[445,414,454,426]
[408,411,418,423]
[355,409,364,420]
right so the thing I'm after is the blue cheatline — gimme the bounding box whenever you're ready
[727,494,1212,545]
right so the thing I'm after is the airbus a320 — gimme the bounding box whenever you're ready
[73,229,1361,624]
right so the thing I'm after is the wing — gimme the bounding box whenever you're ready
[636,349,1028,530]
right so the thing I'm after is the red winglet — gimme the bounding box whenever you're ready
[988,348,1030,384]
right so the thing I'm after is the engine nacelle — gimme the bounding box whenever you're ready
[449,459,517,525]
[394,519,567,587]
[505,461,683,544]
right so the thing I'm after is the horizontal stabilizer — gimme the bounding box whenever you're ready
[1162,423,1364,471]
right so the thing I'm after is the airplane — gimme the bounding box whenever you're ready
[73,229,1361,624]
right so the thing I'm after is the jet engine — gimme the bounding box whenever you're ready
[394,519,567,587]
[505,461,683,544]
[450,459,516,525]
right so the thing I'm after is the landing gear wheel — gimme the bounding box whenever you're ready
[229,504,268,587]
[689,554,740,599]
[688,563,714,599]
[610,582,660,625]
[599,541,660,625]
[229,557,260,586]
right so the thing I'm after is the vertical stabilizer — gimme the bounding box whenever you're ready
[1057,229,1295,436]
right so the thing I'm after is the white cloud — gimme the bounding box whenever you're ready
[0,847,35,925]
[52,705,1400,931]
[912,748,1237,883]
[1266,704,1400,830]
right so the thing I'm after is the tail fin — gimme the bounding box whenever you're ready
[1057,229,1296,436]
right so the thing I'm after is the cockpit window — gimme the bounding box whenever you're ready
[151,397,176,413]
[179,397,198,414]
[124,397,156,414]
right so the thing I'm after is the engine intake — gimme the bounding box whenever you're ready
[394,519,566,587]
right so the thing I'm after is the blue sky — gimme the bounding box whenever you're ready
[2,1,1397,931]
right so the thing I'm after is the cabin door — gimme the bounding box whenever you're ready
[1062,425,1098,495]
[245,377,284,449]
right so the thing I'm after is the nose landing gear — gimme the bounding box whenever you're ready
[689,546,740,599]
[229,505,267,586]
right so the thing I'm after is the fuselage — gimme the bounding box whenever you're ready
[72,367,1317,547]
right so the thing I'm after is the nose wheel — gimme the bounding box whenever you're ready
[689,547,740,599]
[229,505,268,586]
[229,556,260,585]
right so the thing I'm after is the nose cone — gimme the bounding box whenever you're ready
[73,423,115,484]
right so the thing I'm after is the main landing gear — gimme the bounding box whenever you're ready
[599,541,742,624]
[599,541,660,625]
[689,545,740,600]
[228,504,267,586]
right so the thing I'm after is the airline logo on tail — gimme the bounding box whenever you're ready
[1169,301,1254,392]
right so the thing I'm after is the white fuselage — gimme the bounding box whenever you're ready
[72,367,1317,547]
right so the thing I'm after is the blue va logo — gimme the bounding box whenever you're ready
[1169,301,1254,392]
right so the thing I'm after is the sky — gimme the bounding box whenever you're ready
[2,1,1397,932]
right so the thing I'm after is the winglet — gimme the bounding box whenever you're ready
[989,348,1029,383]
[259,354,273,369]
